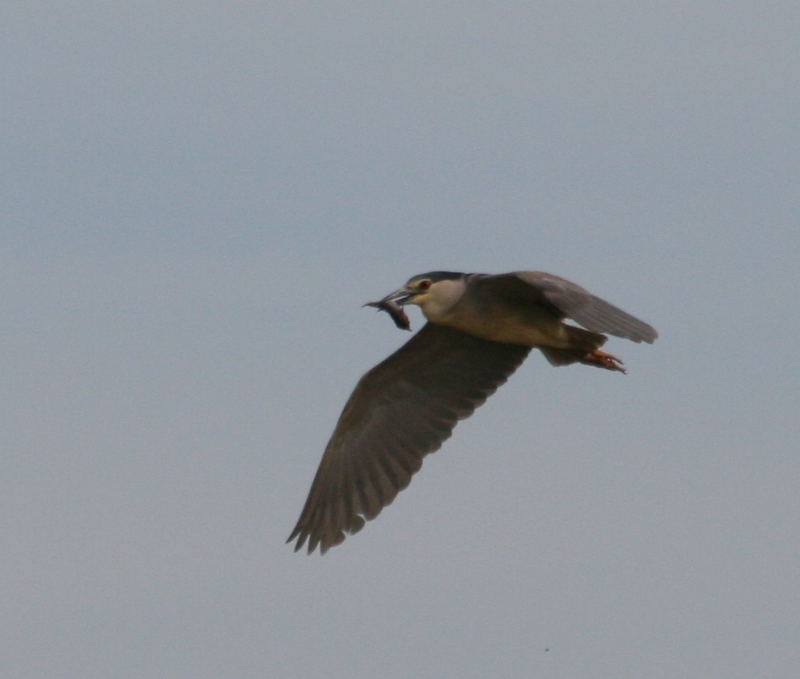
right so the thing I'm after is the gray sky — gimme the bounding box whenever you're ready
[3,2,799,678]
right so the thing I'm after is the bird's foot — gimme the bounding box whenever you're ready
[582,349,626,373]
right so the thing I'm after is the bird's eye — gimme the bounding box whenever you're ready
[417,280,431,291]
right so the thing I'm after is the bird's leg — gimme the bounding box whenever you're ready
[581,349,626,373]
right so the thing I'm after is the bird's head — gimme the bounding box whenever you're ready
[378,272,466,321]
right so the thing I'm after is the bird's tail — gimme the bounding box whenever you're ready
[539,326,606,366]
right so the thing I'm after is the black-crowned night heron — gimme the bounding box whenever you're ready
[288,270,657,554]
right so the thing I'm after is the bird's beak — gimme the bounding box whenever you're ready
[378,287,415,306]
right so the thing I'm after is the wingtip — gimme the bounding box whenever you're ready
[638,328,658,344]
[287,525,309,553]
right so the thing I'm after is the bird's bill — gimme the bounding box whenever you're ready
[378,287,415,305]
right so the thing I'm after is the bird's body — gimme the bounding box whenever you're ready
[427,277,569,347]
[289,270,657,554]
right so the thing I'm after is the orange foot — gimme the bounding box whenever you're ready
[581,349,626,373]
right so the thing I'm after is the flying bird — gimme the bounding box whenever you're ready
[288,270,657,554]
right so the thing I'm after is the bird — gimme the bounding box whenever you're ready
[288,270,657,554]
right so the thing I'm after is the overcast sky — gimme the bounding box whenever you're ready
[3,2,799,678]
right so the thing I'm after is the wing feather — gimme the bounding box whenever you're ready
[287,323,530,554]
[480,272,658,343]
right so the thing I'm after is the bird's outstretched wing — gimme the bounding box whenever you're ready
[287,323,530,554]
[477,272,658,343]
